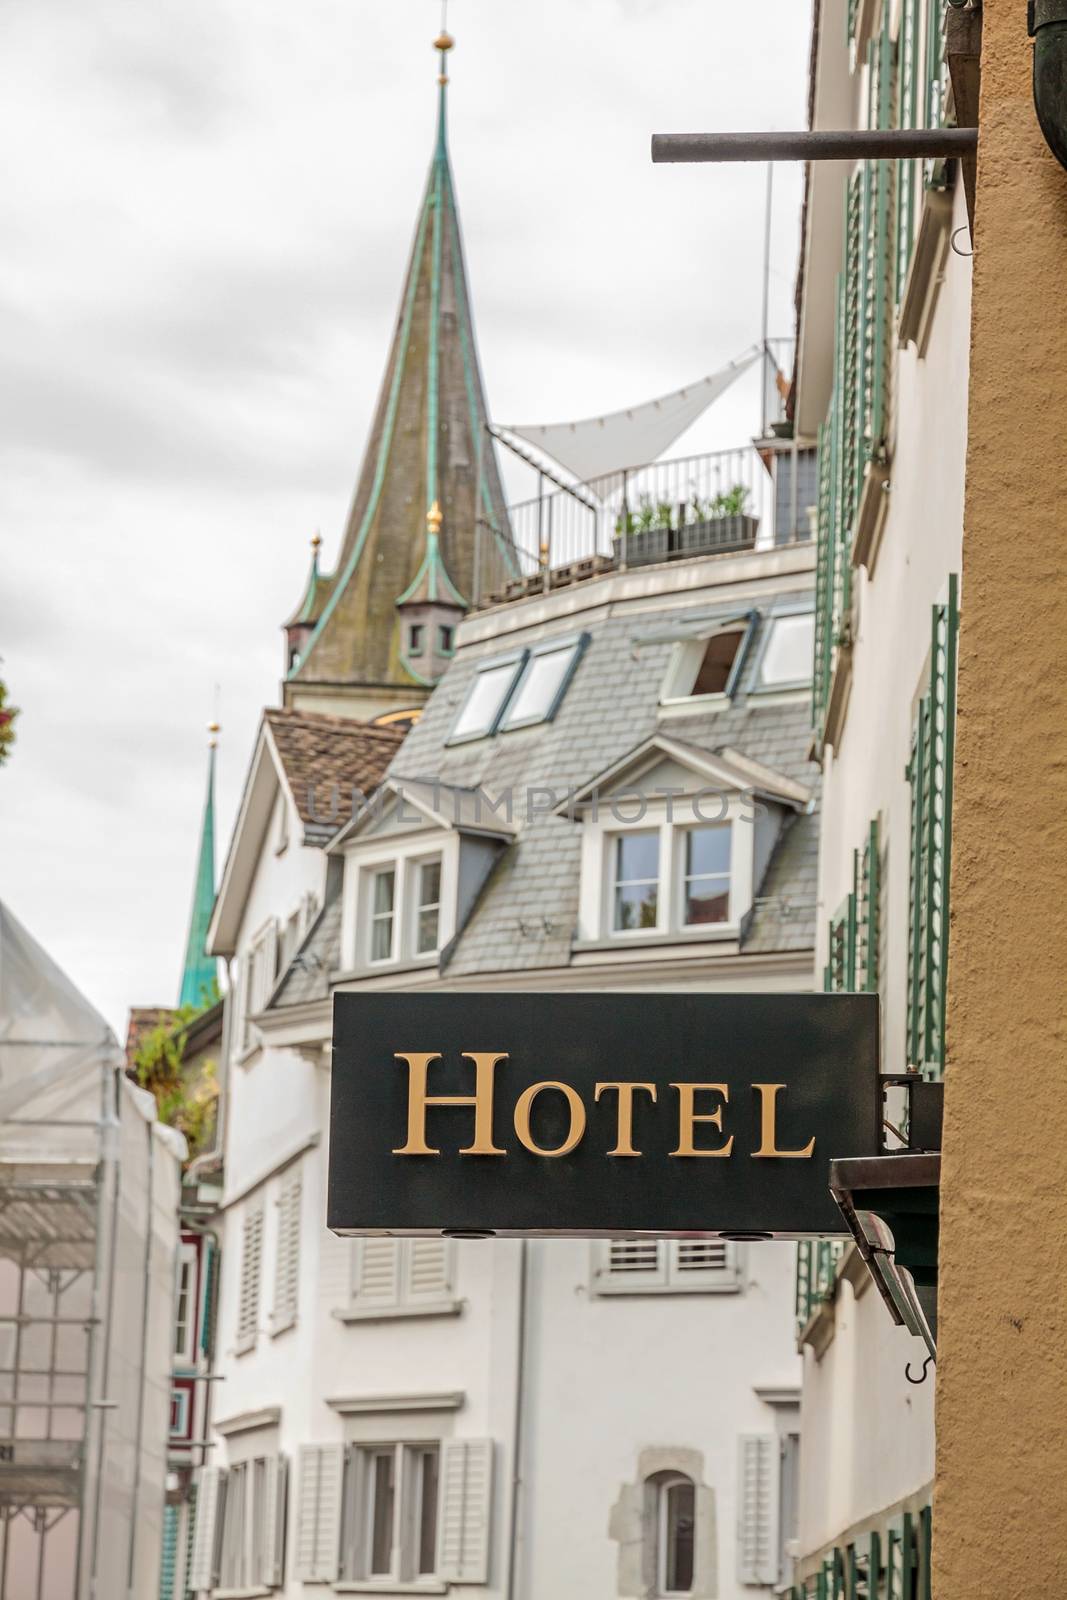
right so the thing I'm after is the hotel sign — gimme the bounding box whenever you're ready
[328,992,879,1238]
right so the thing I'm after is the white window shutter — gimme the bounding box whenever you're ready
[737,1434,780,1586]
[436,1439,493,1585]
[262,1454,288,1586]
[594,1240,667,1291]
[403,1239,452,1304]
[188,1466,224,1591]
[237,1204,264,1346]
[353,1238,401,1306]
[669,1239,741,1289]
[295,1443,344,1583]
[273,1175,302,1325]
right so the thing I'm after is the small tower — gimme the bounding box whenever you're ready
[178,725,220,1010]
[283,535,334,678]
[282,25,513,719]
[395,500,466,684]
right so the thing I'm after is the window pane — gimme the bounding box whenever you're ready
[665,1480,695,1593]
[615,831,659,885]
[369,1451,396,1575]
[615,883,658,931]
[504,646,575,725]
[452,660,520,739]
[373,870,395,916]
[692,630,744,697]
[416,909,439,955]
[686,827,730,878]
[760,613,814,686]
[417,1449,439,1575]
[418,861,441,908]
[684,882,729,925]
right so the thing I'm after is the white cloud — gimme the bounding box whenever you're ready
[0,0,812,1030]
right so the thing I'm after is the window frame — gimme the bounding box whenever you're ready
[587,805,750,947]
[174,1239,199,1368]
[445,649,527,746]
[659,613,757,709]
[341,1440,442,1586]
[609,828,662,936]
[498,632,589,732]
[367,865,398,966]
[750,605,816,694]
[656,1473,696,1598]
[677,822,732,930]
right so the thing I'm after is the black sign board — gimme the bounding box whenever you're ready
[329,992,880,1238]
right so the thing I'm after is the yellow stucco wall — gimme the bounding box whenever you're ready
[935,2,1067,1591]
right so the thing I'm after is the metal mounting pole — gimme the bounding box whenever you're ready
[651,128,978,164]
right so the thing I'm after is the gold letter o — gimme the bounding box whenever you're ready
[513,1081,587,1157]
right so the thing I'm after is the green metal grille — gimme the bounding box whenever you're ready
[787,1509,931,1599]
[896,0,922,296]
[813,416,836,727]
[906,577,960,1079]
[795,1239,846,1335]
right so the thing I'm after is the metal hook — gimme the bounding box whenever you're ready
[950,226,974,258]
[905,1355,935,1385]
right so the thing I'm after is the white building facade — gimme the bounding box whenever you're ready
[788,0,971,1589]
[193,536,822,1600]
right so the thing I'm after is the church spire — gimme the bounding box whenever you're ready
[284,23,513,718]
[178,726,219,1010]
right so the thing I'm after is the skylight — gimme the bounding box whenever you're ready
[448,653,527,744]
[500,636,588,730]
[757,613,815,688]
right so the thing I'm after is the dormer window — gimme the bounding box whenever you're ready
[563,734,812,953]
[364,854,444,967]
[660,615,756,708]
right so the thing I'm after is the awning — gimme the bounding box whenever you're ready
[498,348,761,492]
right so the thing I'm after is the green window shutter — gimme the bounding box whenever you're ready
[923,574,959,1076]
[863,20,895,463]
[160,1503,179,1600]
[824,888,858,993]
[847,0,860,48]
[907,576,960,1079]
[925,0,951,188]
[896,0,922,297]
[842,172,865,534]
[813,416,835,730]
[858,818,881,992]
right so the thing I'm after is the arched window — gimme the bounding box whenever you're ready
[656,1473,695,1595]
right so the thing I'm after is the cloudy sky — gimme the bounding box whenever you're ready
[0,0,811,1034]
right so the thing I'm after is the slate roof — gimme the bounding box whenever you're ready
[265,710,405,841]
[273,584,820,1006]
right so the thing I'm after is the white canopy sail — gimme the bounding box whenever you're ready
[499,348,761,492]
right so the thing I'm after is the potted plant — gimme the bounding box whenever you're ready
[676,485,759,554]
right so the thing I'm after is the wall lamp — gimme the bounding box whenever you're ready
[1030,0,1067,170]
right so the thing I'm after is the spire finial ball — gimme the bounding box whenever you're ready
[427,500,444,535]
[434,30,454,53]
[207,721,221,748]
[311,532,322,551]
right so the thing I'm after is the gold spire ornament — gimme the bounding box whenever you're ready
[207,721,221,749]
[427,500,444,535]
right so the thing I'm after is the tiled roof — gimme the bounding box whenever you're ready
[274,586,820,1005]
[264,709,406,838]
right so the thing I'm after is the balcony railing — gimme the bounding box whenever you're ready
[473,442,814,611]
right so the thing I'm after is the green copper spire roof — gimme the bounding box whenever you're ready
[286,28,513,703]
[178,728,219,1010]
